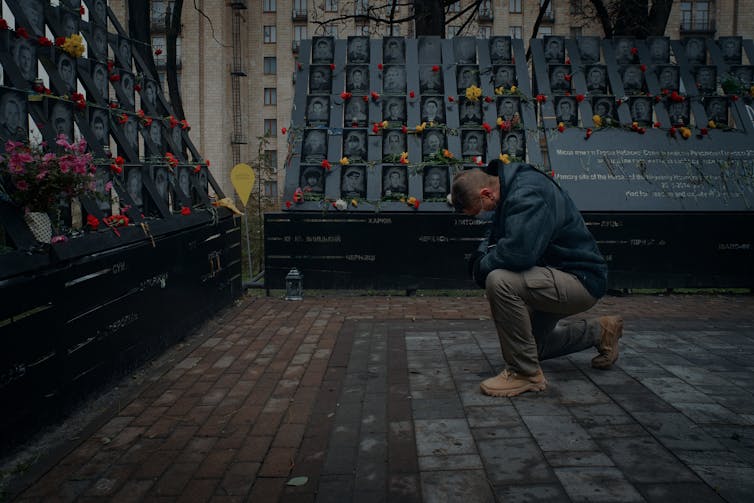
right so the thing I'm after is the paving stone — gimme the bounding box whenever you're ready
[315,474,353,503]
[414,419,476,457]
[554,467,644,503]
[544,450,615,467]
[411,397,465,420]
[635,376,715,404]
[521,415,598,452]
[631,412,725,451]
[597,436,699,483]
[387,474,421,503]
[493,484,571,503]
[476,437,556,485]
[635,482,726,503]
[420,470,495,503]
[672,402,750,425]
[689,465,754,503]
[417,453,484,471]
[548,379,613,405]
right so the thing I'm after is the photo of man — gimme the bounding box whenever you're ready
[120,72,135,109]
[126,167,144,206]
[656,65,679,91]
[143,79,158,108]
[621,65,644,94]
[544,36,564,63]
[57,54,77,93]
[719,37,742,64]
[50,101,74,141]
[454,38,477,64]
[347,66,369,93]
[383,98,406,123]
[312,37,334,63]
[668,100,689,126]
[12,38,37,82]
[592,96,615,120]
[648,37,670,64]
[124,116,138,152]
[382,166,407,196]
[148,121,163,152]
[629,97,652,125]
[0,91,27,141]
[303,130,327,161]
[309,66,332,94]
[462,131,484,157]
[61,12,79,38]
[91,63,109,100]
[89,108,109,145]
[345,99,368,126]
[704,97,728,125]
[343,130,367,160]
[301,166,324,193]
[89,25,108,61]
[586,65,607,93]
[153,165,169,204]
[577,36,600,64]
[502,131,524,157]
[348,37,369,63]
[422,129,445,159]
[424,167,447,196]
[421,97,445,124]
[695,66,717,95]
[497,97,519,122]
[383,38,405,64]
[383,130,406,157]
[457,66,479,91]
[730,66,753,87]
[21,0,45,36]
[613,37,635,64]
[118,37,132,70]
[383,66,406,94]
[684,37,706,65]
[419,65,444,94]
[307,97,330,125]
[494,65,516,89]
[556,96,578,126]
[549,65,571,93]
[341,165,366,197]
[418,37,442,63]
[489,37,511,64]
[460,98,482,125]
[92,0,108,26]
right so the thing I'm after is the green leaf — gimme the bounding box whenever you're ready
[286,476,309,487]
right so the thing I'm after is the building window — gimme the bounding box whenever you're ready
[265,150,278,170]
[356,24,369,36]
[293,0,307,15]
[325,0,338,12]
[264,88,277,105]
[540,0,553,20]
[538,26,552,37]
[152,35,166,66]
[355,0,368,15]
[151,0,168,27]
[389,24,401,36]
[294,25,308,41]
[478,26,492,38]
[264,57,277,74]
[264,26,277,43]
[681,1,712,31]
[447,26,461,38]
[264,119,277,135]
[510,0,522,14]
[479,0,492,17]
[263,0,276,12]
[448,1,460,12]
[510,26,522,38]
[323,25,337,37]
[263,181,278,197]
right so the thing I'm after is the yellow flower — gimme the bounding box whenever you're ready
[442,149,453,159]
[465,85,482,102]
[351,198,358,207]
[708,119,717,129]
[510,85,517,93]
[680,126,692,139]
[399,152,409,164]
[496,117,503,126]
[499,153,511,164]
[62,34,86,58]
[592,115,603,127]
[381,120,389,129]
[494,86,504,96]
[415,122,427,133]
[632,121,638,129]
[340,157,349,165]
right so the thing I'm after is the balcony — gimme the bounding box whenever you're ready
[680,19,716,35]
[292,40,301,53]
[292,8,308,21]
[478,8,493,22]
[230,0,248,8]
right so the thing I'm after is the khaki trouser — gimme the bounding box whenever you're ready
[485,266,602,375]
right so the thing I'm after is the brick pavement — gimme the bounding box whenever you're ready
[7,293,754,502]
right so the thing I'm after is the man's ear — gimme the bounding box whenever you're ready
[479,187,493,199]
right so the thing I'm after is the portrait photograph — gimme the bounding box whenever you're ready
[60,12,79,38]
[306,96,330,125]
[147,121,163,153]
[383,130,406,158]
[695,65,717,95]
[347,36,370,63]
[125,166,144,207]
[170,122,182,151]
[419,65,444,94]
[418,37,442,63]
[382,165,407,197]
[493,65,517,89]
[344,98,368,126]
[151,165,170,205]
[20,0,45,36]
[383,65,406,94]
[141,78,159,109]
[459,98,482,125]
[730,65,753,87]
[93,166,112,212]
[55,52,77,94]
[116,36,132,70]
[549,64,571,93]
[423,166,448,197]
[497,96,519,122]
[422,129,446,159]
[87,24,108,61]
[300,165,324,193]
[11,38,37,83]
[346,65,369,94]
[342,129,367,160]
[0,89,28,142]
[592,96,616,120]
[461,130,485,158]
[684,37,706,65]
[629,96,653,125]
[119,71,136,109]
[421,96,445,124]
[382,97,406,123]
[613,37,636,64]
[91,0,108,26]
[383,37,405,64]
[577,36,601,64]
[341,165,366,198]
[647,37,670,64]
[89,107,109,146]
[501,131,524,158]
[620,64,644,94]
[585,65,607,94]
[704,97,728,126]
[312,37,334,64]
[719,36,742,64]
[309,65,333,94]
[489,37,512,64]
[544,36,565,64]
[302,129,328,161]
[122,115,139,154]
[176,165,192,200]
[555,96,578,126]
[667,99,690,126]
[454,38,477,64]
[90,62,109,101]
[50,100,74,142]
[457,65,480,92]
[656,65,680,91]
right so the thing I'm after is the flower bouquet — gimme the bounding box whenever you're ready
[0,135,97,242]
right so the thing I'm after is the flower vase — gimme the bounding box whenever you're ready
[24,211,53,243]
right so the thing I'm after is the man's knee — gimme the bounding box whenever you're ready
[485,268,520,297]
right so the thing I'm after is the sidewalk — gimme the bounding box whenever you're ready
[7,293,754,502]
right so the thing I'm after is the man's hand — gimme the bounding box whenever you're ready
[467,250,486,288]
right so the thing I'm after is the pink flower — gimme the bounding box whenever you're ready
[15,180,28,190]
[35,170,48,180]
[5,140,22,153]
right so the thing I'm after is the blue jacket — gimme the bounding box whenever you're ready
[476,162,608,299]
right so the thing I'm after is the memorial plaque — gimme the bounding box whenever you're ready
[309,65,332,94]
[302,129,327,161]
[300,165,325,194]
[342,129,367,161]
[89,107,109,146]
[493,65,517,89]
[418,37,442,63]
[117,36,132,70]
[592,96,616,120]
[0,89,28,142]
[628,96,653,125]
[656,65,680,91]
[60,11,80,37]
[694,65,717,95]
[147,121,163,153]
[49,100,74,141]
[454,38,477,64]
[383,65,406,94]
[341,164,367,198]
[383,37,405,64]
[457,65,480,92]
[20,0,45,37]
[346,65,369,94]
[501,130,525,157]
[497,96,520,122]
[56,53,77,94]
[704,96,728,126]
[306,96,330,125]
[382,165,408,197]
[544,36,565,63]
[459,97,483,125]
[620,64,644,94]
[555,96,578,126]
[586,65,607,94]
[120,70,136,109]
[667,99,690,126]
[613,37,636,64]
[549,64,571,93]
[345,98,368,126]
[419,65,444,94]
[312,37,334,63]
[87,24,108,61]
[10,38,37,83]
[176,165,191,199]
[90,0,108,25]
[461,130,485,159]
[684,37,706,65]
[383,130,406,158]
[577,36,601,64]
[347,36,370,63]
[719,36,742,64]
[122,114,139,153]
[151,165,170,205]
[422,129,446,159]
[125,165,144,207]
[647,36,670,64]
[423,166,449,197]
[489,36,512,64]
[421,96,445,124]
[93,165,112,212]
[382,97,406,123]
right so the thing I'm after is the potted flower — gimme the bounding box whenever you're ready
[0,135,97,243]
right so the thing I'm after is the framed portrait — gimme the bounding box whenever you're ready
[147,121,163,154]
[11,38,37,83]
[629,97,653,126]
[667,99,690,126]
[341,165,366,198]
[0,88,28,142]
[89,0,108,26]
[300,165,325,194]
[585,65,607,94]
[342,129,367,161]
[382,97,406,123]
[49,100,74,142]
[115,35,132,70]
[419,65,444,94]
[577,36,601,64]
[418,37,442,63]
[501,131,524,158]
[489,37,512,64]
[119,70,136,110]
[647,37,670,64]
[423,166,449,197]
[344,98,368,127]
[382,165,408,197]
[124,165,144,207]
[54,52,77,95]
[719,36,742,65]
[151,164,170,205]
[422,129,446,159]
[141,78,160,110]
[457,65,480,92]
[497,96,519,122]
[87,24,109,61]
[694,65,717,95]
[656,65,679,92]
[383,65,406,94]
[555,96,578,126]
[60,11,80,38]
[306,96,330,125]
[312,37,334,64]
[453,38,477,64]
[93,165,112,213]
[684,37,706,65]
[620,64,644,94]
[459,98,482,125]
[88,107,109,147]
[613,37,636,64]
[383,37,405,64]
[543,36,565,64]
[121,113,139,154]
[309,65,333,94]
[461,130,485,159]
[20,0,45,37]
[421,96,445,124]
[347,36,370,63]
[549,64,571,93]
[704,97,728,126]
[493,65,517,89]
[346,65,369,94]
[382,130,406,158]
[729,65,753,88]
[591,96,616,121]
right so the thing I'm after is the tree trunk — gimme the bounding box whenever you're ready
[413,0,446,36]
[166,0,186,121]
[613,0,650,38]
[127,0,159,80]
[587,0,614,38]
[647,0,674,36]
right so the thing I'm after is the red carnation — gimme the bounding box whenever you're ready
[55,36,66,46]
[16,27,29,39]
[401,125,408,134]
[80,6,86,15]
[115,156,125,165]
[409,90,415,98]
[180,206,191,216]
[86,214,100,230]
[432,65,440,72]
[37,36,52,46]
[0,19,8,30]
[371,91,380,101]
[285,200,292,209]
[484,96,493,103]
[654,121,661,128]
[482,122,492,133]
[630,47,638,55]
[536,94,547,103]
[321,159,331,170]
[448,96,455,103]
[194,165,202,173]
[640,64,647,73]
[340,91,352,100]
[109,74,121,82]
[377,63,383,70]
[281,127,287,134]
[329,63,335,70]
[154,48,163,56]
[576,94,585,103]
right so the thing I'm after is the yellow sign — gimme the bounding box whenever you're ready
[230,163,255,207]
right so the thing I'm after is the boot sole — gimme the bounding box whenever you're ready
[480,381,547,397]
[591,322,624,370]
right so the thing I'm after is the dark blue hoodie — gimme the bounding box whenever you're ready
[476,161,608,299]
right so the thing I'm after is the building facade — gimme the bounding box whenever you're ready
[114,0,753,201]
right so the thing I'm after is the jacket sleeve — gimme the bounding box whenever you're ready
[478,184,557,278]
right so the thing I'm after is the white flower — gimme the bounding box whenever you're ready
[334,198,347,210]
[446,193,453,205]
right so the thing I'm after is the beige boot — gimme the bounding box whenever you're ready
[591,316,624,369]
[480,368,547,397]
